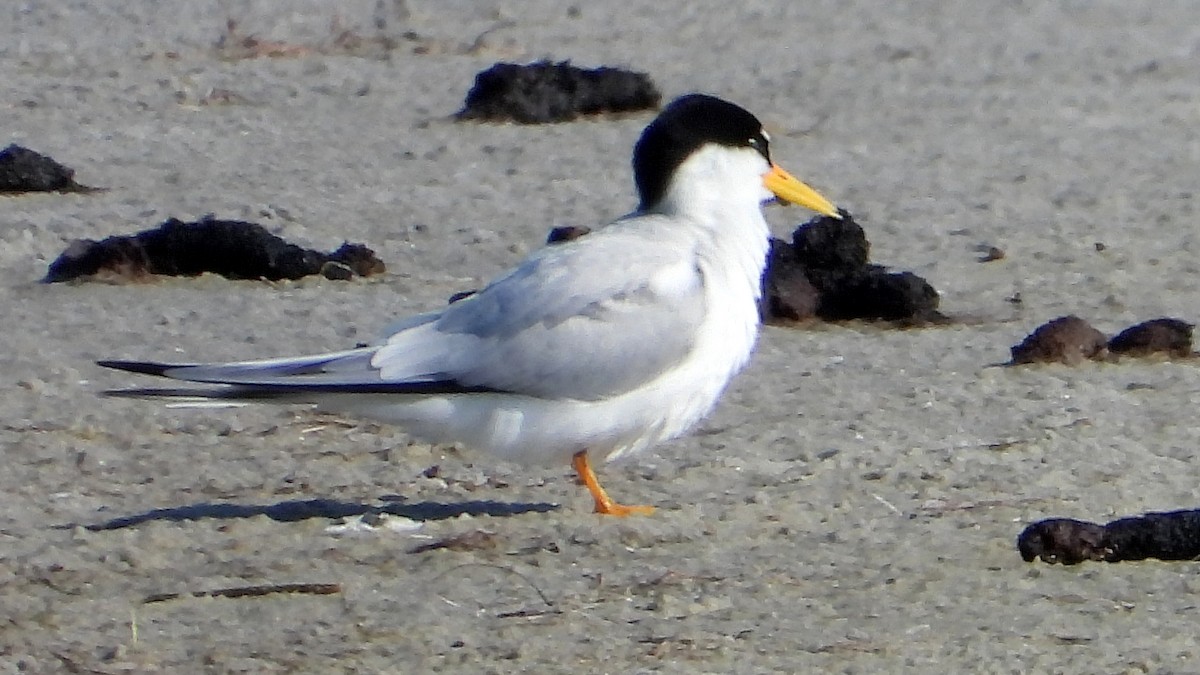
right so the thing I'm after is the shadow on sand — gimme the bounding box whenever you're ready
[73,497,560,531]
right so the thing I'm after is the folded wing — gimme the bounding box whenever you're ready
[101,224,706,403]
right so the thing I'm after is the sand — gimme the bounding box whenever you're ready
[4,1,1200,672]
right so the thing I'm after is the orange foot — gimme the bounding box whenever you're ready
[572,451,655,517]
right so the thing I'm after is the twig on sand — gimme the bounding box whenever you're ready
[143,582,341,604]
[408,529,498,554]
[871,493,903,516]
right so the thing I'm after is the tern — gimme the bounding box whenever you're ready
[99,94,840,516]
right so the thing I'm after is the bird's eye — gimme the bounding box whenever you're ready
[748,134,770,158]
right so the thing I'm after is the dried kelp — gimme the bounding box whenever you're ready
[44,217,384,283]
[1010,316,1194,365]
[0,144,98,194]
[762,210,943,324]
[457,60,660,124]
[1019,510,1200,565]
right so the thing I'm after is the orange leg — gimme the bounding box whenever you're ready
[572,451,655,516]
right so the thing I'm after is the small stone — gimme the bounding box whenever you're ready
[1010,316,1108,365]
[1108,318,1193,357]
[546,225,591,244]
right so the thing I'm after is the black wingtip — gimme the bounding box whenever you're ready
[100,386,254,400]
[100,387,190,398]
[96,360,185,377]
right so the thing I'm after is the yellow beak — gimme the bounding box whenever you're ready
[763,164,840,218]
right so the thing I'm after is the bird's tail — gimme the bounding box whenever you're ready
[96,354,496,405]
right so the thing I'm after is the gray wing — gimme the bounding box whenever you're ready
[372,226,706,401]
[100,222,707,402]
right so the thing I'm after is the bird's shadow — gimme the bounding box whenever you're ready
[69,497,560,532]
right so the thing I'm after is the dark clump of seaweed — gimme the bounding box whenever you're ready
[1009,315,1109,365]
[44,216,385,283]
[0,144,100,194]
[1108,317,1193,357]
[1008,315,1195,366]
[761,210,944,325]
[1018,510,1200,565]
[456,60,660,124]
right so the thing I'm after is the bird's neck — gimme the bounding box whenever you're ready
[642,196,772,313]
[638,150,774,299]
[643,172,769,223]
[648,187,771,265]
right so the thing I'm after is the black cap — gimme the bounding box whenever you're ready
[633,94,770,210]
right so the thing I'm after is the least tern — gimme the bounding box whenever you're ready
[99,94,839,516]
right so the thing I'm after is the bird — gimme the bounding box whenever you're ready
[98,93,840,516]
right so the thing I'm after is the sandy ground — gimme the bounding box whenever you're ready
[4,1,1200,672]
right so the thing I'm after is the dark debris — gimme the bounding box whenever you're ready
[0,144,99,194]
[1009,315,1108,365]
[976,245,1005,262]
[408,529,499,554]
[456,60,660,124]
[144,582,341,604]
[1108,318,1194,357]
[761,237,821,322]
[44,216,385,283]
[1011,315,1195,365]
[1019,510,1200,564]
[762,210,944,324]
